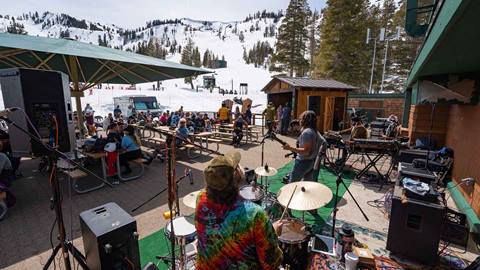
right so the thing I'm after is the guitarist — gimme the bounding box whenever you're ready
[282,111,322,183]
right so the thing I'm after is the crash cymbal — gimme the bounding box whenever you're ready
[255,166,278,177]
[277,182,333,211]
[182,190,201,209]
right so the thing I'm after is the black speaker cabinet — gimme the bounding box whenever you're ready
[0,68,76,156]
[386,186,446,265]
[80,202,140,270]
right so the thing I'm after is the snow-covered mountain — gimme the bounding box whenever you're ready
[0,11,283,115]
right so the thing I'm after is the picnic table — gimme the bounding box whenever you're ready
[212,124,260,144]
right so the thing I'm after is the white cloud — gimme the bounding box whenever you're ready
[3,0,325,28]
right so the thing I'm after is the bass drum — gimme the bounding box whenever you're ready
[276,218,310,270]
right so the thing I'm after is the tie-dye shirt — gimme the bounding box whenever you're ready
[195,190,283,270]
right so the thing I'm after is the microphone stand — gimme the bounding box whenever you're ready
[139,126,223,269]
[323,153,369,237]
[0,116,113,270]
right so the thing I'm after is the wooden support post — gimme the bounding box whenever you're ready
[68,56,86,137]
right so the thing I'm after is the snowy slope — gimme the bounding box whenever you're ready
[0,12,284,116]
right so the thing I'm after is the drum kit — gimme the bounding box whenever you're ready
[173,165,334,270]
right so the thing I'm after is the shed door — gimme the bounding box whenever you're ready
[324,97,335,131]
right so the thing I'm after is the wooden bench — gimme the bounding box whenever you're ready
[178,144,200,159]
[116,157,145,182]
[141,146,156,156]
[65,169,106,194]
[147,137,166,144]
[65,169,87,179]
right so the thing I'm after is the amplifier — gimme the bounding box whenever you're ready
[397,149,429,163]
[398,162,437,185]
[386,186,446,265]
[80,202,140,270]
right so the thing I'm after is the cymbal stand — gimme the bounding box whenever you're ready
[323,154,369,237]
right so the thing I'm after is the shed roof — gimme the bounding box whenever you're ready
[262,76,357,92]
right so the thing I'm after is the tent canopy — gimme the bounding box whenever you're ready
[0,33,210,89]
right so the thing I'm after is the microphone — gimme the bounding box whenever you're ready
[0,107,18,117]
[188,169,194,185]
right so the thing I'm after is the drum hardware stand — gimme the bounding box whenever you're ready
[0,115,113,270]
[323,154,369,238]
[138,128,223,270]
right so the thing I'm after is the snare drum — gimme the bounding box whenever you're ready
[239,185,264,204]
[165,216,196,244]
[276,218,310,270]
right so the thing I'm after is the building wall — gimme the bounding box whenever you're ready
[348,96,405,123]
[296,88,347,132]
[445,104,480,216]
[407,104,449,147]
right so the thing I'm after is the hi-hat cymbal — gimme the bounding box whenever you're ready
[182,190,201,209]
[255,166,278,177]
[277,182,333,211]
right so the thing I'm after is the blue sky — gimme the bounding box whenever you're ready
[3,0,326,28]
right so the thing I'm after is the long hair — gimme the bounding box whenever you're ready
[124,125,141,146]
[300,110,317,131]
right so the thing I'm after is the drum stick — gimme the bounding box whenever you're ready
[280,185,297,220]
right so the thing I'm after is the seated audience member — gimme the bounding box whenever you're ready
[106,123,123,148]
[0,150,14,187]
[175,118,191,146]
[171,112,180,127]
[231,115,248,147]
[159,112,168,125]
[339,115,368,140]
[204,119,213,132]
[120,126,152,174]
[0,131,21,177]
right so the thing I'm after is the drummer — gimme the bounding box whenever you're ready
[195,151,283,270]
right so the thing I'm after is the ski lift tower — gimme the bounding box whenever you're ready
[240,83,248,95]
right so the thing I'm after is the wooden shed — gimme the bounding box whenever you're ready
[261,76,357,132]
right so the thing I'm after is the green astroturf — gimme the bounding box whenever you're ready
[138,162,354,268]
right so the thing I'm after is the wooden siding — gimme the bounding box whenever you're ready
[297,89,347,132]
[445,104,480,216]
[407,104,449,147]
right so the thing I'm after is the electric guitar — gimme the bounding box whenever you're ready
[267,132,297,158]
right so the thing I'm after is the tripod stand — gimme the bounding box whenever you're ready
[323,153,369,237]
[1,115,112,270]
[132,127,223,270]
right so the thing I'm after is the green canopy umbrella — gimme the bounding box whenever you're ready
[0,32,210,135]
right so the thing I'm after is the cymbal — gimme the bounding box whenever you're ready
[255,166,278,177]
[182,190,201,209]
[277,182,333,211]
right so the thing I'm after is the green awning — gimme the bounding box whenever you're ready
[406,0,480,86]
[0,32,210,88]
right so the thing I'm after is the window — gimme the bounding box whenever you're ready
[307,96,321,115]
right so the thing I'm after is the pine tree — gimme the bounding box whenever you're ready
[239,31,245,43]
[180,39,195,89]
[308,10,320,68]
[193,47,201,67]
[273,0,311,76]
[202,49,210,67]
[312,0,371,89]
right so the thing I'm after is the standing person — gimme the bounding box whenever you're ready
[113,105,122,119]
[262,102,276,131]
[84,104,96,136]
[171,112,180,127]
[103,113,114,130]
[218,103,230,124]
[245,104,252,125]
[280,103,292,135]
[282,111,321,182]
[276,104,283,132]
[234,106,241,120]
[195,151,283,270]
[231,115,247,147]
